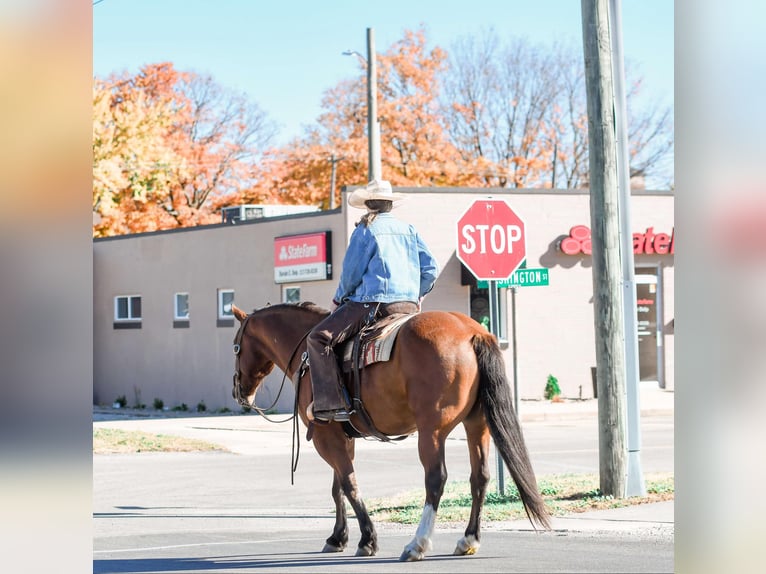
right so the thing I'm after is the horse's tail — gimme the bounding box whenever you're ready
[472,333,552,530]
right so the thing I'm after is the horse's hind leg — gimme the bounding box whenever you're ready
[400,432,447,562]
[454,414,491,556]
[322,473,348,552]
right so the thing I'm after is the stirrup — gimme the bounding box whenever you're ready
[306,401,316,422]
[314,408,352,423]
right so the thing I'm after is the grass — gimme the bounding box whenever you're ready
[93,428,227,454]
[366,472,674,524]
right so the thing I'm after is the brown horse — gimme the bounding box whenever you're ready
[231,302,550,561]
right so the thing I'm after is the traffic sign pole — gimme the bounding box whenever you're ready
[487,279,505,495]
[511,286,519,417]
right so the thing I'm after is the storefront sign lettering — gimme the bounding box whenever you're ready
[558,225,674,256]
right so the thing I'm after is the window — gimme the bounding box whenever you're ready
[114,295,141,321]
[218,289,235,320]
[282,285,301,304]
[174,293,189,320]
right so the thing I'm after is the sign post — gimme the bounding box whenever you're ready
[456,199,527,495]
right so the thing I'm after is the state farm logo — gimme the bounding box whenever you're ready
[558,225,675,255]
[559,225,592,255]
[278,243,318,261]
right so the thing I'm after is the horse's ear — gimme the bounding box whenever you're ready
[231,304,248,323]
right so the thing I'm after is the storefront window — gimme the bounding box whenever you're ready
[470,284,507,341]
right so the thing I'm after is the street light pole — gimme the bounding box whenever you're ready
[366,28,381,181]
[343,28,381,183]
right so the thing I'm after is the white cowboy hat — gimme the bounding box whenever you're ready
[347,179,407,209]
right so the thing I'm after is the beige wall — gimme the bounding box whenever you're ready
[93,188,674,413]
[93,211,346,413]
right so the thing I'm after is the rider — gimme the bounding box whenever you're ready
[307,179,439,423]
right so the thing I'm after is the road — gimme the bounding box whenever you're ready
[93,414,674,573]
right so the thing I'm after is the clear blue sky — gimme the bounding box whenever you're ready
[93,0,673,146]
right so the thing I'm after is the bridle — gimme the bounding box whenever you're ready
[232,312,310,423]
[232,310,315,484]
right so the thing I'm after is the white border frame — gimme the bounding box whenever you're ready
[114,294,142,321]
[174,292,190,320]
[217,288,235,320]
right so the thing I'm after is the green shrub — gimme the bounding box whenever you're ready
[544,374,561,400]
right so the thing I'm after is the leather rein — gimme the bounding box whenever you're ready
[232,312,310,484]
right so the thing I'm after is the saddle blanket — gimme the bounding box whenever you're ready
[341,313,415,371]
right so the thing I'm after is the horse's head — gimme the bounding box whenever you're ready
[231,304,275,409]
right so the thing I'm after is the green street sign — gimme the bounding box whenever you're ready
[477,267,550,288]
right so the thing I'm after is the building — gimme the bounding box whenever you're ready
[93,188,674,412]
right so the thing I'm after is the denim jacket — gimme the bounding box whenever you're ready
[334,213,438,305]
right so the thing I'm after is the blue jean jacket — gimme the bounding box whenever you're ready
[334,213,438,304]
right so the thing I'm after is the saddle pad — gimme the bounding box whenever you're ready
[341,313,415,370]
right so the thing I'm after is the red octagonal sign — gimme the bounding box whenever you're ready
[456,199,526,281]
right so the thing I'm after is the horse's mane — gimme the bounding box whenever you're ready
[251,301,331,317]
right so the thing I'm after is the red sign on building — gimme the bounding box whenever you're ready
[558,225,674,256]
[456,199,527,281]
[273,231,332,283]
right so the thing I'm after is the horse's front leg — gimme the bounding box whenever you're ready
[401,432,447,562]
[313,425,378,557]
[322,473,348,552]
[453,415,491,556]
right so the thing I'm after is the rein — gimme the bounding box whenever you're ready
[232,312,311,483]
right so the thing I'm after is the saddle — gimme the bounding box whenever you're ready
[336,312,415,441]
[340,312,414,373]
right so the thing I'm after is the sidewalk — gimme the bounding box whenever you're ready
[516,383,674,422]
[93,384,674,454]
[93,384,673,424]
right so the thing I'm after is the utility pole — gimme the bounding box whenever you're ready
[581,0,627,498]
[328,154,343,210]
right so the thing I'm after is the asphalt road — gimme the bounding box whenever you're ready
[93,414,674,573]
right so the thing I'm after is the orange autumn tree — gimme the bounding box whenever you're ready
[93,63,276,237]
[375,28,481,187]
[251,27,482,208]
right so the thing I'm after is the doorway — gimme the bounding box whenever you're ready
[635,267,665,388]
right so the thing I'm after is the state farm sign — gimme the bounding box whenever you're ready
[558,225,674,256]
[274,231,332,283]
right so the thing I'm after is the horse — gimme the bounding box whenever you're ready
[231,302,550,561]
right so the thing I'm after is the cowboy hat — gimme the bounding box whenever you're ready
[347,179,407,209]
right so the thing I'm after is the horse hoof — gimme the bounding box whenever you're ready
[355,544,377,557]
[453,535,480,556]
[322,543,344,553]
[399,548,425,562]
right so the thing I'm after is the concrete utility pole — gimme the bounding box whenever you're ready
[581,0,628,498]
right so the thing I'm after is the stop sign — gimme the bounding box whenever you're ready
[456,199,526,281]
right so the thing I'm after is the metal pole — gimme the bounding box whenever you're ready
[511,286,519,417]
[366,28,381,181]
[488,280,505,495]
[609,0,646,497]
[329,154,338,210]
